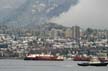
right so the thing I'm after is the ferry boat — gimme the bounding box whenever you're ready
[24,54,64,61]
[73,55,90,61]
[98,57,108,62]
[77,57,108,66]
[73,55,108,62]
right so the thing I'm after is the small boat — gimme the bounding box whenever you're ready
[78,57,108,66]
[78,62,108,66]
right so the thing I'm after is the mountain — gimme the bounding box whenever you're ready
[0,22,66,36]
[39,22,66,31]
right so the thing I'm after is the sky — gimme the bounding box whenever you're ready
[0,0,26,9]
[0,0,79,27]
[0,0,108,29]
[51,0,108,29]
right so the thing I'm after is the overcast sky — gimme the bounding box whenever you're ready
[51,0,108,29]
[0,0,26,9]
[0,0,108,29]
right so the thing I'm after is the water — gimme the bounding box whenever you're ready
[0,60,108,71]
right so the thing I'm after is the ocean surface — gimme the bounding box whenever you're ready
[0,60,108,71]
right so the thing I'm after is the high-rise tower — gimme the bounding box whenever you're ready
[72,26,80,42]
